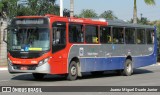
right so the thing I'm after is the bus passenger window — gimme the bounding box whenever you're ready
[137,29,145,44]
[85,25,98,43]
[112,27,124,44]
[146,30,154,44]
[100,27,112,44]
[69,24,84,43]
[52,22,66,53]
[52,22,66,45]
[125,28,136,44]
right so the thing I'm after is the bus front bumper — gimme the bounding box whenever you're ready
[8,62,50,74]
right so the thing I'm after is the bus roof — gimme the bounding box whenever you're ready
[107,19,154,29]
[15,15,154,29]
[91,18,154,29]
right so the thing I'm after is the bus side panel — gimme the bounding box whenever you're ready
[133,26,157,68]
[80,57,125,72]
[68,44,155,73]
[79,55,156,72]
[50,51,68,74]
[132,54,156,68]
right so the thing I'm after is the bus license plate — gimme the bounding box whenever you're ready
[20,66,28,70]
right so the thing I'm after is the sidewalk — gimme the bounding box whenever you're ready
[157,62,160,65]
[0,66,8,71]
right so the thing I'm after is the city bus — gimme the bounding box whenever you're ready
[3,14,157,80]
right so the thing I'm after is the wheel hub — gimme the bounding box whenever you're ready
[126,63,131,73]
[71,66,77,76]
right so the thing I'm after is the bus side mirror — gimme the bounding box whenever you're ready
[3,28,8,43]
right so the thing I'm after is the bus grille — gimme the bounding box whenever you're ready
[13,65,37,70]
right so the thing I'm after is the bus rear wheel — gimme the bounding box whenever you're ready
[122,59,133,76]
[32,73,45,80]
[67,61,78,81]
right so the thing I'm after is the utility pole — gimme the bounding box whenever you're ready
[60,0,63,17]
[140,13,143,21]
[70,0,74,17]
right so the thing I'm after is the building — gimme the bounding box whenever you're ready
[0,18,7,66]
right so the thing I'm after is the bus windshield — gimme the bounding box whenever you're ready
[8,27,50,51]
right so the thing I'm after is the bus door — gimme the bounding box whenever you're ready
[50,22,67,74]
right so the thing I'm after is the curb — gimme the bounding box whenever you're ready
[0,67,8,71]
[157,63,160,65]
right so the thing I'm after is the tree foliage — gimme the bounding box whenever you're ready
[133,0,155,24]
[78,9,117,19]
[144,0,155,5]
[63,8,70,17]
[99,10,117,20]
[79,9,97,18]
[130,17,150,25]
[0,0,20,18]
[0,0,59,19]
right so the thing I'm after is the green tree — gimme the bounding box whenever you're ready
[130,17,150,25]
[0,0,19,19]
[79,9,97,18]
[99,10,117,20]
[27,0,59,16]
[63,8,70,17]
[133,0,155,24]
[0,0,59,19]
[139,17,149,24]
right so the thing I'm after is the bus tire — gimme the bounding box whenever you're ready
[122,59,133,76]
[32,73,45,80]
[67,61,78,81]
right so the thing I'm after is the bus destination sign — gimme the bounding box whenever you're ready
[16,19,44,25]
[11,18,48,25]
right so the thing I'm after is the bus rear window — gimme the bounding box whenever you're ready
[146,30,154,44]
[137,29,145,44]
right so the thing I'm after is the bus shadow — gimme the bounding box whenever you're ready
[78,69,153,80]
[11,68,153,82]
[132,68,153,75]
[11,74,67,82]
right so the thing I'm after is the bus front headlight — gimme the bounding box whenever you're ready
[38,58,49,67]
[8,58,12,66]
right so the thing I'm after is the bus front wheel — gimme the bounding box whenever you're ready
[67,61,78,81]
[32,73,45,80]
[122,59,133,76]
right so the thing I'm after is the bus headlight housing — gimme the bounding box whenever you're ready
[8,58,12,66]
[38,57,49,67]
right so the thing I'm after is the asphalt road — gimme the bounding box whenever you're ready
[0,65,160,95]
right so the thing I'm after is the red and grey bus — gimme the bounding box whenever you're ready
[3,14,157,80]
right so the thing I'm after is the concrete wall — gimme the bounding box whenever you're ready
[0,19,7,66]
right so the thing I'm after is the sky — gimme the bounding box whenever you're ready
[56,0,160,21]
